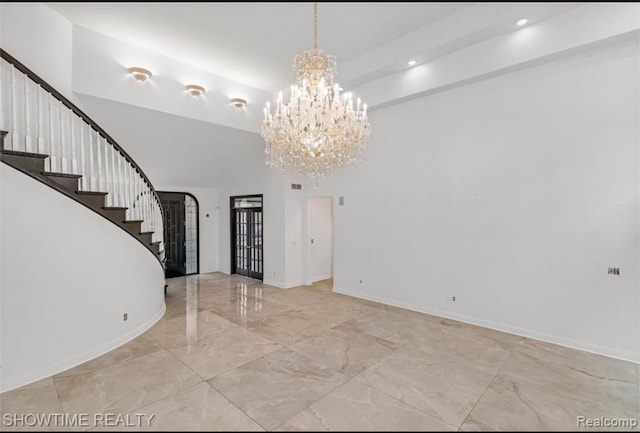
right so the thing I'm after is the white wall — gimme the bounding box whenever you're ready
[216,145,303,287]
[0,3,76,101]
[308,197,333,282]
[301,36,639,362]
[156,186,219,274]
[0,165,166,391]
[71,26,270,134]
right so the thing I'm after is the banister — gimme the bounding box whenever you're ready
[0,48,164,221]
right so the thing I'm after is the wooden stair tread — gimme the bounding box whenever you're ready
[1,149,48,159]
[76,190,108,196]
[42,171,82,179]
[139,231,154,235]
[123,220,143,224]
[102,206,128,210]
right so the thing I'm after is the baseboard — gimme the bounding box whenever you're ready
[0,302,166,393]
[334,287,640,364]
[263,279,305,289]
[310,273,333,283]
[263,279,286,289]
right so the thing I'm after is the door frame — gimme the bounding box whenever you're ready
[230,194,263,280]
[158,191,200,276]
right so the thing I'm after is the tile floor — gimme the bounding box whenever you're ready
[1,273,638,431]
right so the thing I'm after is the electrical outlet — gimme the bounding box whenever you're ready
[123,313,128,321]
[608,267,620,276]
[449,296,456,302]
[359,279,363,284]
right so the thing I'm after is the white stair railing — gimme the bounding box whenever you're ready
[1,52,165,263]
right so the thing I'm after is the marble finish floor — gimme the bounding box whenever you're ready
[2,273,638,431]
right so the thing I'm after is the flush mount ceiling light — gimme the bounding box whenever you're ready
[231,98,247,108]
[407,60,417,66]
[516,18,528,26]
[186,84,205,96]
[261,2,370,178]
[128,67,152,81]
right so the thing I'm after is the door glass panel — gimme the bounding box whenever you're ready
[232,197,263,280]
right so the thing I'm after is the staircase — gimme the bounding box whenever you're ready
[0,50,165,264]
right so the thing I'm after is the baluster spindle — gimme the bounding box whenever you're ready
[103,136,112,206]
[48,95,56,172]
[87,124,96,191]
[129,165,137,220]
[110,144,118,207]
[116,151,124,209]
[59,101,67,172]
[123,163,131,219]
[0,61,4,136]
[69,109,77,174]
[79,120,87,190]
[132,170,138,220]
[36,86,45,154]
[144,187,150,233]
[10,65,18,151]
[139,180,146,227]
[151,199,156,233]
[96,130,104,192]
[24,77,32,152]
[141,180,147,226]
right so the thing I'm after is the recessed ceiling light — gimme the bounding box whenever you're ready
[407,60,417,67]
[186,84,205,96]
[516,18,528,26]
[231,98,247,108]
[128,67,152,81]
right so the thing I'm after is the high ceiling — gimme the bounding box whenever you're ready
[29,2,635,188]
[47,2,470,92]
[47,2,583,94]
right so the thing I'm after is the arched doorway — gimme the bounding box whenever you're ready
[158,192,199,278]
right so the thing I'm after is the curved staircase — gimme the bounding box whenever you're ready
[0,50,165,264]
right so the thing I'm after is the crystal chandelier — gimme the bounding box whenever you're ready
[261,3,370,177]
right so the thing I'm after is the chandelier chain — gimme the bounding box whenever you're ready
[314,2,318,49]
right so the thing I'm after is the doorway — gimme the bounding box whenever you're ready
[308,197,333,288]
[158,192,199,278]
[230,195,263,280]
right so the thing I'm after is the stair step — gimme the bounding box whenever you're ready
[101,206,128,222]
[138,232,153,244]
[120,220,143,236]
[41,171,81,192]
[42,172,82,178]
[1,149,49,158]
[150,241,162,255]
[0,149,48,173]
[74,191,108,208]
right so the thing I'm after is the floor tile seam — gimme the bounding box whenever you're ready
[52,345,170,395]
[349,374,458,430]
[199,380,267,431]
[456,345,516,430]
[80,348,206,417]
[208,348,351,430]
[119,379,206,417]
[150,315,238,348]
[511,346,639,385]
[159,340,212,385]
[392,339,508,379]
[206,373,274,431]
[268,377,362,431]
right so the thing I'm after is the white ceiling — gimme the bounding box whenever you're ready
[46,2,481,92]
[34,2,636,189]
